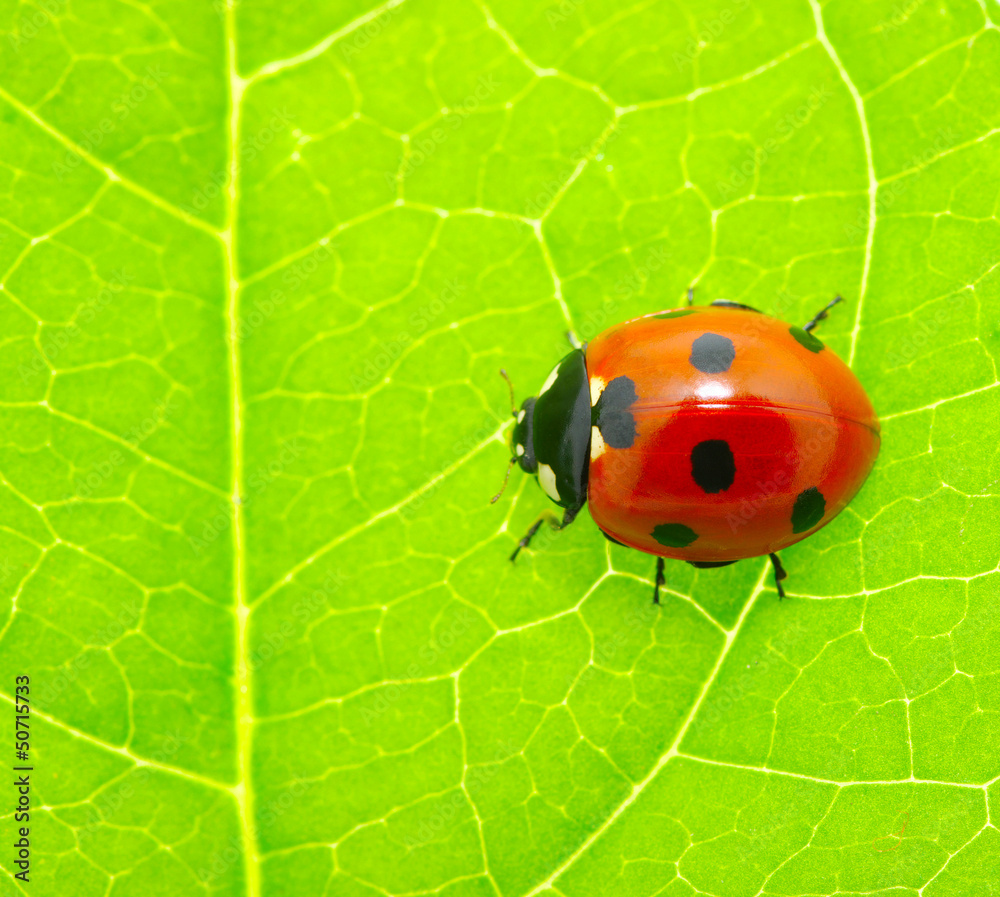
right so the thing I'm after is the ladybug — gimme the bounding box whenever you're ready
[494,295,880,602]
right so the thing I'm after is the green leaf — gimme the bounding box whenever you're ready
[1,0,999,895]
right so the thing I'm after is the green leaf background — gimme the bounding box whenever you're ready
[1,0,999,894]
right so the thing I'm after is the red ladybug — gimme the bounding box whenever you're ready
[495,296,880,602]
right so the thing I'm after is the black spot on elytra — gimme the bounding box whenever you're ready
[592,375,638,448]
[690,439,736,494]
[791,486,825,533]
[710,300,761,313]
[689,332,735,374]
[651,522,698,548]
[654,308,698,320]
[790,326,825,353]
[688,560,738,568]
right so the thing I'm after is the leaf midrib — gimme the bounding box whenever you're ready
[224,4,260,896]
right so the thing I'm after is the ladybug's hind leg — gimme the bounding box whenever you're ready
[654,557,665,605]
[803,295,843,333]
[769,553,788,599]
[597,529,663,605]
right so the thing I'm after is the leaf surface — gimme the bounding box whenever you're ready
[1,0,999,895]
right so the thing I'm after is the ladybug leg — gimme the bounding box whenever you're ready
[510,516,547,562]
[565,330,582,349]
[653,556,665,605]
[802,295,843,333]
[510,507,579,562]
[768,552,787,599]
[687,286,695,306]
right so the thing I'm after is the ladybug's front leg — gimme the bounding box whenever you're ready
[510,506,580,562]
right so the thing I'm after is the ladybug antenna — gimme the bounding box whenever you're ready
[499,369,517,417]
[803,295,843,333]
[491,457,517,504]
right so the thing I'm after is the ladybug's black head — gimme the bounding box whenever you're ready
[491,372,537,506]
[495,350,592,513]
[511,398,537,474]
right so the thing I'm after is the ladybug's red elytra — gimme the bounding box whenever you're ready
[496,295,880,602]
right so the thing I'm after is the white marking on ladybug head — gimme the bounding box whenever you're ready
[537,463,560,501]
[538,361,561,396]
[515,443,524,456]
[517,408,525,423]
[590,426,606,460]
[589,375,606,406]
